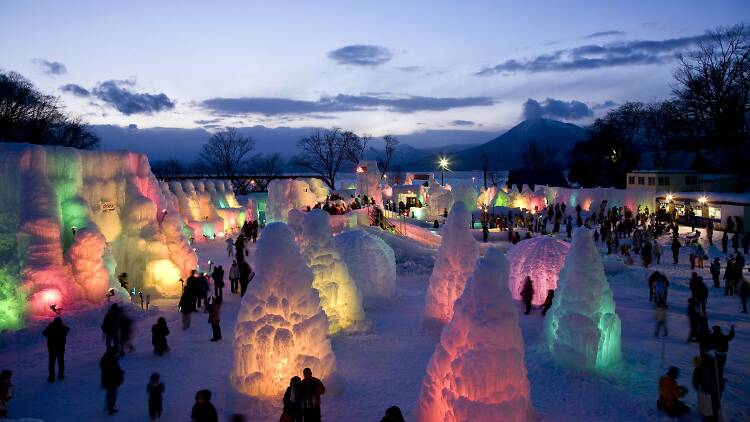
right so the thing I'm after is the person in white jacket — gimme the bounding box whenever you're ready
[229,260,240,294]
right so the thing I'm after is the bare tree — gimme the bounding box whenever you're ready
[200,128,254,193]
[378,135,399,178]
[248,153,284,191]
[641,101,690,169]
[521,140,560,170]
[345,131,370,164]
[294,128,353,189]
[151,159,186,178]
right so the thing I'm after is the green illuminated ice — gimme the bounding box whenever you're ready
[545,228,621,372]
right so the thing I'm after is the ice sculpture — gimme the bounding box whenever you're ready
[301,210,365,333]
[507,236,570,305]
[450,184,477,210]
[162,179,246,240]
[334,229,396,307]
[424,201,479,324]
[416,248,532,422]
[231,223,336,397]
[355,160,382,204]
[0,143,197,327]
[266,179,321,223]
[545,228,622,372]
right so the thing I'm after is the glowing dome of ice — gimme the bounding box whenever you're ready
[334,228,396,307]
[507,236,570,305]
[545,228,622,372]
[231,223,336,397]
[416,248,533,422]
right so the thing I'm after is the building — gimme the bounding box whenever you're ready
[626,170,739,193]
[655,191,750,232]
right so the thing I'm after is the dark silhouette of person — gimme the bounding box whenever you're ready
[100,347,124,415]
[191,389,218,422]
[282,376,303,422]
[43,317,69,382]
[520,276,534,315]
[151,317,170,356]
[301,368,325,422]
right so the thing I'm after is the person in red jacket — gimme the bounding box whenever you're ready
[658,366,689,417]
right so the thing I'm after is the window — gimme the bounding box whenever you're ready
[685,176,698,185]
[628,176,635,185]
[648,177,655,186]
[638,177,645,185]
[708,206,721,220]
[658,176,670,186]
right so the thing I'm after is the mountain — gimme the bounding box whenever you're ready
[402,118,589,171]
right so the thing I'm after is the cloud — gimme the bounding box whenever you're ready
[60,83,90,97]
[194,118,222,125]
[92,80,175,115]
[202,94,495,116]
[584,30,626,39]
[522,98,593,120]
[450,119,475,126]
[33,59,67,75]
[328,45,393,66]
[592,100,618,110]
[477,33,709,75]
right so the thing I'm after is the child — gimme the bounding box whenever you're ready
[147,372,165,421]
[0,370,13,418]
[151,317,170,356]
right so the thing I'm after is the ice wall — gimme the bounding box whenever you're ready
[545,228,622,372]
[416,248,532,422]
[0,144,197,327]
[163,179,246,239]
[267,179,321,223]
[334,228,396,307]
[424,201,479,324]
[507,236,570,305]
[231,223,336,397]
[301,210,365,334]
[355,160,382,203]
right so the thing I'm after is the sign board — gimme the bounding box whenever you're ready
[100,200,116,212]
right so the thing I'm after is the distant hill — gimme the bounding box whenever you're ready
[402,118,589,171]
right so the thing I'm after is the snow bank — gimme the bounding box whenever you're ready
[334,229,396,307]
[267,179,321,223]
[424,202,479,324]
[231,223,336,397]
[301,210,366,333]
[507,236,570,305]
[545,228,622,372]
[416,248,532,422]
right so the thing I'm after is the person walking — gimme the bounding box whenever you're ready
[706,221,714,245]
[239,261,253,297]
[101,304,121,351]
[653,240,662,264]
[520,276,534,315]
[686,298,702,342]
[301,368,325,422]
[281,376,303,422]
[191,389,218,422]
[151,317,170,356]
[689,272,709,314]
[147,372,165,421]
[731,233,740,253]
[671,238,681,265]
[207,296,223,342]
[179,286,196,329]
[710,258,721,288]
[100,348,124,415]
[229,261,240,294]
[43,317,69,382]
[211,266,225,299]
[642,240,652,268]
[0,370,12,419]
[541,289,554,316]
[226,236,234,257]
[654,303,668,337]
[721,231,728,254]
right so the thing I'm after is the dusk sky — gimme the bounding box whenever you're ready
[2,0,749,147]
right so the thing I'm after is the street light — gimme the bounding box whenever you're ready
[666,194,674,202]
[438,157,449,185]
[698,195,707,204]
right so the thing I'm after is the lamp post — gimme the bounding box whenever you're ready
[438,157,449,186]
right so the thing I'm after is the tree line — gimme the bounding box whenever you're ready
[567,25,750,189]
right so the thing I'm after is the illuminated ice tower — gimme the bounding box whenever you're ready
[355,160,382,204]
[545,228,622,372]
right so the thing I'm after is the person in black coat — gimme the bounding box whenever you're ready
[520,276,534,315]
[147,372,165,421]
[380,406,405,422]
[179,288,197,330]
[709,325,735,390]
[541,289,555,316]
[212,266,225,299]
[43,317,69,382]
[689,272,709,313]
[282,376,303,422]
[101,304,121,351]
[239,261,253,297]
[301,368,325,422]
[100,348,124,415]
[151,317,170,356]
[191,389,218,422]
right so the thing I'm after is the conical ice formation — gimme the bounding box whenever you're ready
[424,201,479,324]
[231,223,336,397]
[301,209,365,334]
[416,248,533,422]
[545,228,622,372]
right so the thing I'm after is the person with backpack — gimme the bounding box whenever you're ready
[147,372,165,421]
[43,317,69,382]
[151,317,170,356]
[100,348,124,415]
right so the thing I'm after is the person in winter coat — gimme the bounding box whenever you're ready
[151,317,170,356]
[191,389,218,422]
[281,376,303,422]
[43,317,69,382]
[642,241,652,268]
[147,372,165,421]
[689,272,709,313]
[380,406,405,422]
[101,304,121,351]
[706,221,714,245]
[226,237,234,257]
[211,266,225,299]
[686,298,703,342]
[301,368,325,422]
[229,261,240,294]
[740,278,750,314]
[118,311,134,356]
[710,257,722,288]
[179,287,197,330]
[100,348,124,415]
[0,370,12,418]
[721,231,729,254]
[671,238,681,265]
[731,233,740,253]
[207,296,223,342]
[653,240,662,264]
[541,289,554,316]
[234,235,245,262]
[692,356,716,421]
[653,303,668,337]
[239,261,253,297]
[520,276,534,315]
[658,366,689,417]
[709,325,735,390]
[653,272,669,305]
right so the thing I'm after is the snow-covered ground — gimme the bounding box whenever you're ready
[1,225,749,421]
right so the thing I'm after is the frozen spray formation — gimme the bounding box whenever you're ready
[507,236,570,305]
[424,201,479,324]
[231,223,336,397]
[266,179,322,223]
[0,143,196,329]
[301,209,365,334]
[545,228,622,372]
[334,228,396,307]
[416,248,532,422]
